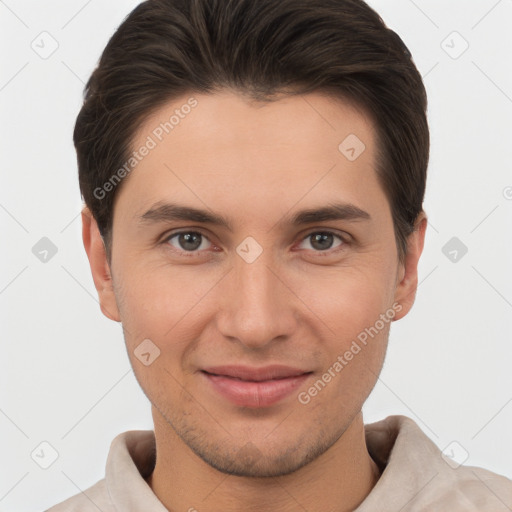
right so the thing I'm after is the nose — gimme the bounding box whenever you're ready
[215,250,298,350]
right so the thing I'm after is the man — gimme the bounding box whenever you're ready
[47,0,512,510]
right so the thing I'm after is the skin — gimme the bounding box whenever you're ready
[82,89,427,512]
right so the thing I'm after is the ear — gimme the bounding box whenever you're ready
[392,212,427,321]
[81,206,121,322]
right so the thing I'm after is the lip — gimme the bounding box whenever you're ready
[201,365,312,408]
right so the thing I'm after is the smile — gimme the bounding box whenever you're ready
[200,365,313,408]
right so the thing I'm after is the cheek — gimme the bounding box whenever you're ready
[323,290,391,377]
[295,261,395,330]
[293,262,395,375]
[304,302,391,414]
[115,261,206,328]
[116,267,199,397]
[114,262,222,372]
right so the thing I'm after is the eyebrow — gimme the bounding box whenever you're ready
[138,201,371,231]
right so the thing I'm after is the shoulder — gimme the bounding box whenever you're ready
[420,464,512,511]
[44,429,156,511]
[362,415,512,511]
[44,478,114,512]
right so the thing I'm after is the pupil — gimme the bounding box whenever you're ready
[311,233,333,251]
[180,232,201,251]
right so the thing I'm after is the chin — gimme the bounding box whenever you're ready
[198,449,310,478]
[186,428,338,478]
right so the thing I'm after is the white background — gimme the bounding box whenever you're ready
[1,0,511,510]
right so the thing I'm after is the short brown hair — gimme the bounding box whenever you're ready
[74,0,429,263]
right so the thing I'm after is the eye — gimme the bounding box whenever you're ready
[164,231,213,254]
[297,231,346,253]
[162,229,348,257]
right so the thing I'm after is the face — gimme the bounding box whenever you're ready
[84,89,425,478]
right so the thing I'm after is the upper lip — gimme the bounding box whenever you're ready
[201,365,311,382]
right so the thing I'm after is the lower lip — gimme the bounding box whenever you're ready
[202,372,311,408]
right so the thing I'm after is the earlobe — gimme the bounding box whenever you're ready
[392,213,427,321]
[81,206,121,322]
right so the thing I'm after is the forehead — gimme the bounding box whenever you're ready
[133,89,375,158]
[116,90,385,222]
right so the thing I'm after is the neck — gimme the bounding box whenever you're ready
[147,409,380,512]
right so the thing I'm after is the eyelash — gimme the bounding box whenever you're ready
[161,229,349,258]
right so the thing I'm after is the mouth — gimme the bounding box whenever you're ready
[200,365,313,408]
